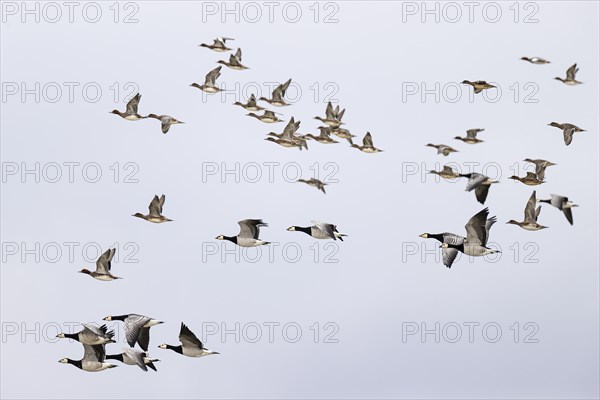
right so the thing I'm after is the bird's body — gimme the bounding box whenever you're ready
[462,80,496,94]
[539,194,578,225]
[159,323,220,358]
[59,343,117,372]
[441,208,499,257]
[218,48,249,70]
[146,114,184,134]
[78,248,121,281]
[523,159,556,181]
[191,66,224,93]
[110,93,146,120]
[314,102,345,128]
[103,314,163,351]
[247,110,283,123]
[56,324,115,345]
[429,165,460,179]
[106,348,159,372]
[426,143,458,156]
[509,172,545,186]
[216,219,270,247]
[419,232,465,268]
[548,122,586,146]
[351,132,383,153]
[133,194,172,223]
[555,63,582,85]
[454,128,484,144]
[304,127,339,144]
[234,94,265,111]
[459,173,499,204]
[507,191,548,230]
[521,56,550,64]
[259,79,292,106]
[199,37,233,52]
[287,221,347,241]
[297,178,327,194]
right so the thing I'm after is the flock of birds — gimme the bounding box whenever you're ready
[419,58,584,269]
[60,36,369,372]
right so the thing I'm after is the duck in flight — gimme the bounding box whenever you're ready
[441,208,500,257]
[539,194,578,225]
[314,102,345,128]
[103,314,163,352]
[78,248,122,281]
[259,79,292,106]
[427,143,458,156]
[199,37,233,52]
[351,132,383,153]
[216,219,270,247]
[462,80,496,94]
[218,48,249,70]
[507,190,548,231]
[459,173,499,204]
[133,194,172,223]
[247,110,283,123]
[297,178,327,194]
[234,94,265,111]
[555,63,582,85]
[454,128,485,144]
[159,323,220,358]
[521,56,550,64]
[429,165,460,179]
[509,172,544,186]
[548,122,586,146]
[304,127,339,144]
[191,66,224,94]
[267,117,301,139]
[146,114,184,134]
[110,93,146,121]
[524,159,556,181]
[287,221,347,241]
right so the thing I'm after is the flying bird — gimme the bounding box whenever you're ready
[507,190,548,231]
[110,93,146,121]
[78,248,122,281]
[555,63,582,85]
[133,194,172,223]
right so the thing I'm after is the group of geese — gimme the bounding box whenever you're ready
[57,318,219,372]
[420,58,584,268]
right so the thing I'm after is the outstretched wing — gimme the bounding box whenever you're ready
[125,93,141,115]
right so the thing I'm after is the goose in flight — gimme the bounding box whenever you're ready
[56,324,115,345]
[539,194,578,225]
[521,56,550,64]
[102,314,164,351]
[426,143,458,156]
[548,122,586,146]
[454,128,485,144]
[106,348,159,372]
[159,323,220,357]
[133,194,172,223]
[146,114,184,134]
[351,132,383,153]
[58,343,117,372]
[216,219,270,247]
[218,48,249,70]
[523,159,556,181]
[441,208,499,256]
[459,173,499,204]
[555,63,582,85]
[509,172,545,186]
[78,248,122,281]
[234,94,265,112]
[287,221,347,241]
[199,37,233,52]
[259,79,292,106]
[297,178,327,194]
[419,232,465,268]
[462,80,496,94]
[190,66,224,93]
[110,93,146,121]
[507,190,548,230]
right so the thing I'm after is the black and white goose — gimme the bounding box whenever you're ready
[59,343,117,372]
[56,324,115,345]
[548,122,586,146]
[106,348,159,372]
[216,219,270,247]
[102,314,164,351]
[459,173,499,204]
[287,221,347,241]
[441,208,499,257]
[110,93,146,121]
[159,323,220,358]
[191,66,224,94]
[419,232,465,269]
[539,194,578,225]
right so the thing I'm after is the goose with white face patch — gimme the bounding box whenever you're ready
[159,323,220,358]
[102,314,163,351]
[539,194,579,226]
[56,323,115,345]
[441,208,500,257]
[216,219,270,247]
[105,348,159,372]
[287,221,347,241]
[58,343,117,372]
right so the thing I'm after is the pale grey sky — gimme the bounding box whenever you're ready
[1,1,599,399]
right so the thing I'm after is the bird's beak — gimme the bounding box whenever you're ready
[418,233,427,238]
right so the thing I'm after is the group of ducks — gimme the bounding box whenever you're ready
[419,58,584,268]
[57,318,219,372]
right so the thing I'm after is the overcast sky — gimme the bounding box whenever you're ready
[1,1,599,399]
